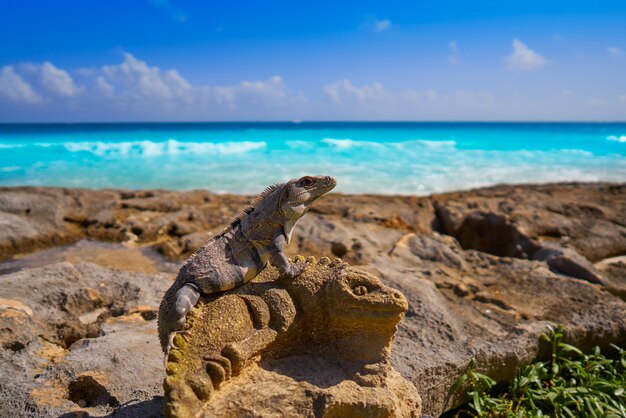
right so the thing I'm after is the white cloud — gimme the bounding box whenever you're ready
[606,46,624,57]
[96,54,308,116]
[102,53,192,102]
[374,19,391,32]
[404,89,495,109]
[505,39,549,71]
[95,75,114,96]
[323,79,494,119]
[213,76,306,110]
[619,95,626,105]
[0,66,43,104]
[74,67,96,77]
[40,61,82,97]
[324,79,389,105]
[0,54,309,119]
[448,41,460,64]
[561,89,574,97]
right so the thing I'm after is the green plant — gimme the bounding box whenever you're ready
[449,326,626,417]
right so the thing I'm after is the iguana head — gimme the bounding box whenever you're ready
[321,267,408,364]
[280,175,336,240]
[324,268,408,325]
[288,258,407,327]
[287,258,408,364]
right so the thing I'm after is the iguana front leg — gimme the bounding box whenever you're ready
[269,233,302,278]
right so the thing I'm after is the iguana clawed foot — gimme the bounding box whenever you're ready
[285,255,309,279]
[168,330,191,350]
[285,264,304,279]
[221,341,247,375]
[203,354,232,388]
[164,330,191,366]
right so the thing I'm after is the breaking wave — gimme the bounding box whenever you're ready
[61,139,267,156]
[607,135,626,143]
[321,138,384,149]
[320,138,457,150]
[1,139,268,156]
[403,139,457,149]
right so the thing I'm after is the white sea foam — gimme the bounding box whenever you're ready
[320,137,458,151]
[607,135,626,143]
[560,149,594,156]
[61,139,266,157]
[403,139,457,149]
[0,143,51,149]
[321,138,385,150]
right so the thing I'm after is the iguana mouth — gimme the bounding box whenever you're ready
[348,305,405,313]
[340,301,407,316]
[293,179,336,199]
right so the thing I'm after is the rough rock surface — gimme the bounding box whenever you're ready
[0,262,172,417]
[1,182,625,417]
[164,257,420,418]
[0,187,251,262]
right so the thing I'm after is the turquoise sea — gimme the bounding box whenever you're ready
[0,122,624,195]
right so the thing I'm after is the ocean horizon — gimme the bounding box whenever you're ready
[1,121,625,195]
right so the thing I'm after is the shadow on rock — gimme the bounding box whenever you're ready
[56,397,164,418]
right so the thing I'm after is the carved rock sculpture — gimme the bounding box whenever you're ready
[163,256,421,417]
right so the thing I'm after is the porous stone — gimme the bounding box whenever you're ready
[0,262,172,417]
[164,258,421,418]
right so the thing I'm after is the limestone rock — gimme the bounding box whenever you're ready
[389,232,464,269]
[164,258,421,418]
[533,243,605,284]
[432,183,626,262]
[0,187,119,259]
[0,262,172,417]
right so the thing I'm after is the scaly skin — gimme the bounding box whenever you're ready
[157,175,336,356]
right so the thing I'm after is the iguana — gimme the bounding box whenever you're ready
[163,257,414,418]
[158,175,336,355]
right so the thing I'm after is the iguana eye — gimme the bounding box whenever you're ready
[353,285,368,296]
[298,177,314,187]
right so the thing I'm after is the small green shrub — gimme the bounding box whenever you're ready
[450,326,626,417]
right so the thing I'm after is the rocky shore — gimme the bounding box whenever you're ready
[1,183,625,417]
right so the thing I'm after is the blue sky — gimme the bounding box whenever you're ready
[1,0,625,121]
